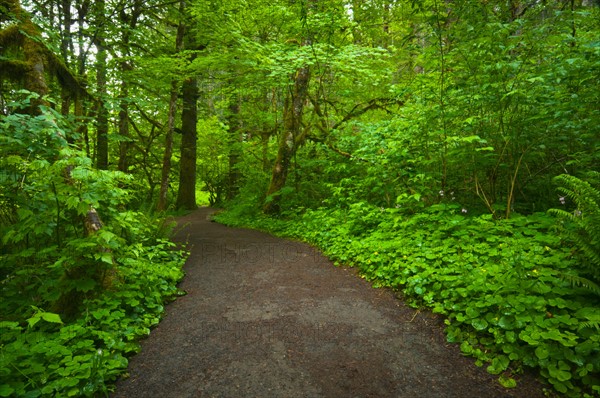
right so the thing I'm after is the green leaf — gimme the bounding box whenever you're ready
[100,252,113,265]
[27,315,41,328]
[0,385,15,397]
[498,375,517,388]
[472,318,489,331]
[487,355,510,375]
[548,362,572,382]
[40,312,63,324]
[535,346,549,360]
[466,307,480,318]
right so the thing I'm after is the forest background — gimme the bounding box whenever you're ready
[1,0,599,396]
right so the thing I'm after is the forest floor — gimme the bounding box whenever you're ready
[112,207,549,398]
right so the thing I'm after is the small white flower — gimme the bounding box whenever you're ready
[439,190,444,197]
[461,208,468,214]
[559,196,566,205]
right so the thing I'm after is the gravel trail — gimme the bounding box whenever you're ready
[112,207,546,398]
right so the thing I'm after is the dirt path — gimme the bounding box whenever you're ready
[112,207,546,398]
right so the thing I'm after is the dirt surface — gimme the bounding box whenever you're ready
[112,207,548,398]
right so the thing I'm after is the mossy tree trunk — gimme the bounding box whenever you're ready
[263,65,310,214]
[226,97,241,201]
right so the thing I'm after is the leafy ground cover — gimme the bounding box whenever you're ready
[0,225,187,397]
[0,104,188,397]
[216,203,600,397]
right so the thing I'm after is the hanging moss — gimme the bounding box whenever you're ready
[0,24,23,48]
[46,47,89,99]
[0,0,89,113]
[0,59,27,82]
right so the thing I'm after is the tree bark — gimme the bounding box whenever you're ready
[157,80,180,211]
[95,41,108,170]
[1,0,51,114]
[226,97,241,201]
[94,0,108,170]
[263,65,310,214]
[117,82,130,172]
[175,76,199,210]
[116,0,143,172]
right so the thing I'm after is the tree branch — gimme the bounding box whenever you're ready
[133,103,165,130]
[306,96,402,162]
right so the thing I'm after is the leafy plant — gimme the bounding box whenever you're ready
[0,99,188,397]
[550,172,600,296]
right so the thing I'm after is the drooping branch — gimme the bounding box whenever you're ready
[307,96,402,162]
[0,59,29,80]
[310,96,401,134]
[307,132,370,163]
[133,102,165,130]
[47,49,90,99]
[331,97,401,131]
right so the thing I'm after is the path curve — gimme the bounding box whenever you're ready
[112,207,545,398]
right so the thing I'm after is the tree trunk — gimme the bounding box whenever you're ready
[158,3,186,211]
[117,84,130,172]
[95,42,108,170]
[175,76,198,210]
[261,131,270,172]
[157,80,179,211]
[116,0,143,172]
[226,97,241,201]
[263,66,310,214]
[93,0,108,170]
[13,2,50,115]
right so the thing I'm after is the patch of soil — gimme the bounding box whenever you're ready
[112,207,549,397]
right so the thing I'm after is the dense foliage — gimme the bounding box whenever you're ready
[0,99,187,396]
[2,0,599,396]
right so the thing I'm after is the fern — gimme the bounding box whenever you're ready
[578,320,600,331]
[549,172,600,291]
[559,272,600,297]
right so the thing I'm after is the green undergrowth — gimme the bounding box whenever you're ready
[1,103,188,397]
[216,203,600,397]
[0,231,186,397]
[0,228,187,397]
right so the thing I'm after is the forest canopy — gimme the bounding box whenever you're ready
[1,0,599,396]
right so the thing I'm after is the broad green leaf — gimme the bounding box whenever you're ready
[535,346,549,360]
[40,312,63,324]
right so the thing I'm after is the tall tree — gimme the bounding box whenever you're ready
[93,0,109,169]
[157,1,186,212]
[175,75,199,210]
[174,2,209,210]
[263,63,310,214]
[226,92,242,201]
[116,0,143,173]
[174,3,200,209]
